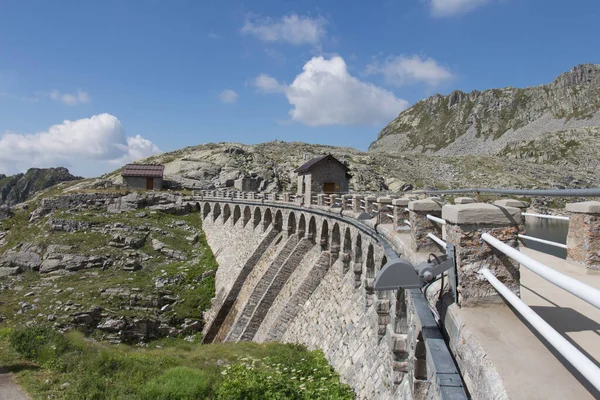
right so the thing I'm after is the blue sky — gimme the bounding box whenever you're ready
[1,0,599,177]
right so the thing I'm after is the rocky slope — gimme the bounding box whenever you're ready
[0,167,81,207]
[369,64,600,157]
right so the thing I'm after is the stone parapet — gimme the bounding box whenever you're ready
[353,195,364,214]
[455,197,475,204]
[317,194,326,206]
[493,199,527,209]
[566,201,600,269]
[442,203,522,306]
[365,195,377,214]
[342,194,353,211]
[377,197,393,224]
[408,199,443,252]
[392,198,410,230]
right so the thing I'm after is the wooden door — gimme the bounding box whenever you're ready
[323,182,335,194]
[146,178,154,190]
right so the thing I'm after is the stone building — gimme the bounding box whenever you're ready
[295,154,350,203]
[121,164,164,190]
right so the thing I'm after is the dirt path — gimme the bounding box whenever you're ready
[0,369,31,400]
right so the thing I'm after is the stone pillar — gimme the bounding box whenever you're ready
[317,194,326,206]
[248,192,256,200]
[566,201,600,270]
[365,195,377,214]
[353,195,364,214]
[342,194,353,211]
[392,198,409,230]
[377,197,393,224]
[443,203,522,306]
[455,197,476,204]
[408,199,443,252]
[493,199,527,209]
[282,192,290,202]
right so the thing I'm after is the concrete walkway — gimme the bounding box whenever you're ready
[457,248,600,400]
[0,369,30,400]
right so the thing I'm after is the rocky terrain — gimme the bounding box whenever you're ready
[0,167,81,207]
[370,64,600,158]
[0,191,216,343]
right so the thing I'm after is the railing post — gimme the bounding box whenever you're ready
[443,203,522,306]
[408,199,443,252]
[566,201,600,270]
[392,198,410,230]
[317,194,326,206]
[352,195,364,214]
[342,194,353,211]
[330,194,340,208]
[377,197,393,224]
[282,192,290,202]
[365,195,377,214]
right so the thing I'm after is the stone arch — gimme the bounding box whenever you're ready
[223,204,231,223]
[202,203,211,219]
[213,203,221,222]
[233,205,241,225]
[298,214,306,238]
[366,244,375,279]
[242,206,251,227]
[381,255,388,268]
[331,223,341,255]
[342,227,352,273]
[264,208,273,229]
[194,202,201,212]
[308,216,317,242]
[320,220,329,250]
[287,213,297,236]
[253,207,262,228]
[274,210,283,231]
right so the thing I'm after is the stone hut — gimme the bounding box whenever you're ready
[295,154,350,203]
[121,164,164,190]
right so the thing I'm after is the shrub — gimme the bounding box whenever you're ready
[9,326,70,362]
[138,367,214,400]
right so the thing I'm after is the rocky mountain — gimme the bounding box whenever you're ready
[0,167,81,207]
[369,64,600,157]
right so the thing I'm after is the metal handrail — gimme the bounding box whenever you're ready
[427,214,446,225]
[480,268,600,392]
[404,220,411,226]
[522,212,570,221]
[482,233,600,309]
[518,234,567,249]
[416,187,600,197]
[427,233,447,248]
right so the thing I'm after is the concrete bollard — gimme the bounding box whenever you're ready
[342,194,353,211]
[365,196,377,214]
[443,203,522,306]
[353,195,364,214]
[566,201,600,270]
[317,194,326,206]
[377,197,393,224]
[493,199,527,209]
[392,198,410,230]
[408,199,443,252]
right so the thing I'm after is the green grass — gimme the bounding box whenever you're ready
[0,327,354,400]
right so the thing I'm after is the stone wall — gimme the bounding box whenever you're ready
[123,176,163,190]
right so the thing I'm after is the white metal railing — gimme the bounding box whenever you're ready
[386,214,394,219]
[522,212,570,221]
[480,268,600,392]
[404,208,410,212]
[427,233,447,249]
[427,214,446,225]
[404,220,411,226]
[360,206,366,210]
[518,234,567,249]
[482,233,600,309]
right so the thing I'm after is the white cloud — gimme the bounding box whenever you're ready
[208,32,221,39]
[430,0,490,17]
[252,74,286,93]
[0,113,159,176]
[252,56,408,126]
[241,13,326,45]
[50,89,90,105]
[366,55,454,87]
[219,89,239,104]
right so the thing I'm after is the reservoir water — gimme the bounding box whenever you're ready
[522,218,569,259]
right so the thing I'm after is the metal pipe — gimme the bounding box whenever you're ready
[482,233,600,310]
[404,208,410,212]
[427,214,446,225]
[518,234,568,249]
[427,233,447,249]
[386,214,394,219]
[522,212,570,221]
[480,268,600,392]
[414,187,600,197]
[404,220,411,226]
